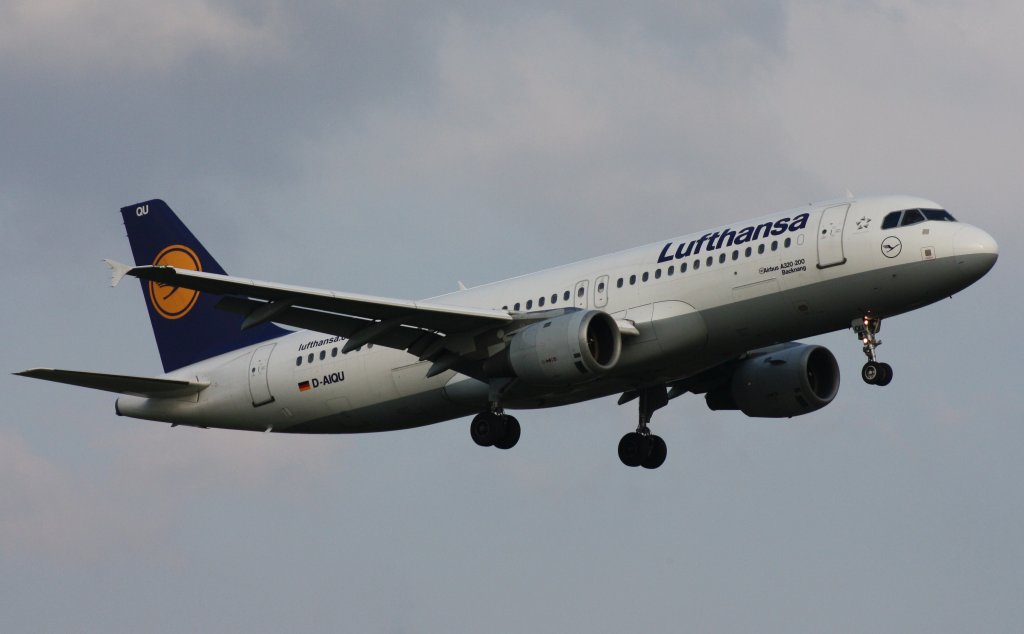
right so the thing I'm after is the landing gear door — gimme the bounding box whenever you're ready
[817,203,850,269]
[574,279,590,309]
[248,343,276,407]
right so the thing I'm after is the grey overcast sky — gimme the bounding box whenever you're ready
[3,1,1022,632]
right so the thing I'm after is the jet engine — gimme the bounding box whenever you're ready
[488,310,622,385]
[705,343,840,418]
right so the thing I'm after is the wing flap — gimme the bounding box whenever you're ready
[216,296,443,353]
[15,368,209,398]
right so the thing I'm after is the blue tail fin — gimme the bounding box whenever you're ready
[120,199,288,372]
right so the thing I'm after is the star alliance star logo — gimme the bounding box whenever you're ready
[856,216,872,230]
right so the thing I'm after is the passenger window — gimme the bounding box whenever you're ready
[706,256,713,267]
[616,278,623,288]
[332,348,338,357]
[719,253,726,264]
[745,246,752,257]
[668,265,674,275]
[320,350,326,360]
[642,272,649,282]
[694,260,701,270]
[784,237,791,248]
[758,244,765,254]
[563,291,570,301]
[307,353,314,364]
[901,209,926,226]
[771,241,778,251]
[514,302,521,311]
[882,211,903,229]
[296,356,302,366]
[629,275,636,285]
[526,299,533,309]
[654,269,661,279]
[732,250,739,261]
[551,294,557,304]
[680,262,687,273]
[538,296,545,307]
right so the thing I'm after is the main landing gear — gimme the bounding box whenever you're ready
[853,316,893,386]
[470,408,521,450]
[618,387,668,469]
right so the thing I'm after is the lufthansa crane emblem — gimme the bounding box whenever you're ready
[149,245,202,319]
[881,236,902,258]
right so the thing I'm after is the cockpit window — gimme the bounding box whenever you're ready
[882,208,957,230]
[901,209,926,226]
[922,208,956,222]
[882,211,902,229]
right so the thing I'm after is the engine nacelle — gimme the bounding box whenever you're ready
[705,343,840,418]
[501,310,622,385]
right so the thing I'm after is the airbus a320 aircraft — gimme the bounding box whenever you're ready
[17,196,997,468]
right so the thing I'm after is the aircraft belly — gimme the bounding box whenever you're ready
[280,390,478,433]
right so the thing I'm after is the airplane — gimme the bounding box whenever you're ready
[16,196,998,469]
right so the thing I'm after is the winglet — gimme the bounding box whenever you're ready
[104,259,133,287]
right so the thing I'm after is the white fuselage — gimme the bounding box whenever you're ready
[115,195,998,433]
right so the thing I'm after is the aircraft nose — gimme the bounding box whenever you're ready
[954,225,999,258]
[953,225,998,280]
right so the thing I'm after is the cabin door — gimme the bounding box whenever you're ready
[817,203,850,268]
[248,343,276,407]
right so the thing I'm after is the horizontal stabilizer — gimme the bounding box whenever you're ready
[15,368,209,398]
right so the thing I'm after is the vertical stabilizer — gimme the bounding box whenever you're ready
[120,200,288,372]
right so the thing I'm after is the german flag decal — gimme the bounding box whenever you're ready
[298,381,311,392]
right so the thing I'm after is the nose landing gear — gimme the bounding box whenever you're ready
[853,316,893,386]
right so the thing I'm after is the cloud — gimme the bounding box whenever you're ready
[0,0,285,73]
[295,8,810,278]
[0,427,338,566]
[767,0,1024,201]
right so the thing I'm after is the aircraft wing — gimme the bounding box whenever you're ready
[118,264,512,332]
[15,368,209,398]
[113,262,523,378]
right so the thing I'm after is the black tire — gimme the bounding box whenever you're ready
[641,435,667,469]
[494,415,521,450]
[618,432,644,467]
[861,362,880,385]
[470,413,496,447]
[876,363,893,386]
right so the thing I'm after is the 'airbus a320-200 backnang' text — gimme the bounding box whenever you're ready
[17,196,998,469]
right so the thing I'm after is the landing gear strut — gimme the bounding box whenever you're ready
[470,406,521,450]
[618,387,668,469]
[853,316,893,386]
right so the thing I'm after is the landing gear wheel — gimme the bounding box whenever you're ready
[471,412,521,449]
[470,413,500,447]
[862,361,881,385]
[618,386,671,468]
[618,432,645,467]
[641,435,667,469]
[494,416,521,450]
[861,361,894,386]
[876,363,893,386]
